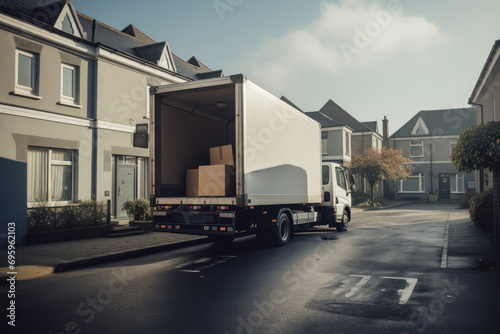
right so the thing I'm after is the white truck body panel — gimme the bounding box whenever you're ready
[153,75,322,207]
[242,81,322,206]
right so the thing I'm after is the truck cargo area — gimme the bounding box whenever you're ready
[155,80,237,202]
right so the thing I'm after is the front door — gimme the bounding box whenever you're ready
[439,176,450,200]
[335,167,350,219]
[116,165,136,218]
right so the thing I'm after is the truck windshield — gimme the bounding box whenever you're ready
[322,166,329,185]
[335,167,347,190]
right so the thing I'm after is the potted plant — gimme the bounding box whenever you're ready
[429,192,438,202]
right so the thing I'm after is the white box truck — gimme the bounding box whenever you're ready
[151,74,353,246]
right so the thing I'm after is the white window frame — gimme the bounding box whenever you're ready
[450,139,457,154]
[27,147,76,205]
[399,173,426,193]
[451,174,465,193]
[345,132,350,155]
[410,140,424,158]
[15,49,40,98]
[322,132,328,155]
[146,85,151,119]
[60,63,81,107]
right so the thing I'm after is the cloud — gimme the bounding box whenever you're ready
[233,0,447,92]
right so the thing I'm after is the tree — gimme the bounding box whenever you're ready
[450,121,500,172]
[451,121,500,257]
[350,147,413,206]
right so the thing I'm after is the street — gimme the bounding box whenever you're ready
[5,203,500,333]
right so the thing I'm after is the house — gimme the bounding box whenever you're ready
[0,0,218,244]
[319,99,384,155]
[309,99,385,195]
[390,108,476,201]
[306,111,353,165]
[468,38,500,193]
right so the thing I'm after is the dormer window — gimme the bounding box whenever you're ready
[53,2,85,38]
[411,117,429,135]
[61,14,74,34]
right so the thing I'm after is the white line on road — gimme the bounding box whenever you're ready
[345,275,372,298]
[441,214,450,269]
[381,277,418,304]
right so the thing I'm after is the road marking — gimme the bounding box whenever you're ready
[345,275,372,298]
[339,275,417,305]
[380,277,418,304]
[176,256,237,273]
[441,214,450,268]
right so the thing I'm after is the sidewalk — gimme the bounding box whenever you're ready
[1,232,208,281]
[445,209,497,269]
[351,200,414,213]
[1,202,496,282]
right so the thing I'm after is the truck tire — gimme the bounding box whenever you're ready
[336,209,349,232]
[275,212,291,246]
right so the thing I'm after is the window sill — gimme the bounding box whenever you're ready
[10,89,43,100]
[398,191,426,194]
[57,101,83,109]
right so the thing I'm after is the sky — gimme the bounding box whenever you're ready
[72,0,500,135]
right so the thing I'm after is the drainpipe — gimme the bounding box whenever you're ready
[430,143,433,195]
[468,100,484,192]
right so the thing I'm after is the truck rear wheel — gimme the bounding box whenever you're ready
[275,212,291,246]
[336,209,349,232]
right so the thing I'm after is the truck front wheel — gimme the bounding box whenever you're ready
[275,212,291,246]
[336,209,349,232]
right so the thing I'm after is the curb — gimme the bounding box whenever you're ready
[355,202,413,211]
[52,237,210,273]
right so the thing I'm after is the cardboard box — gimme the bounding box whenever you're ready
[198,165,235,196]
[185,169,199,197]
[210,145,234,166]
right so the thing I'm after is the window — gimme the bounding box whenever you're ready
[450,139,457,154]
[322,166,330,185]
[410,140,424,157]
[335,167,347,190]
[146,85,151,119]
[399,173,425,193]
[451,174,465,193]
[16,50,38,96]
[411,117,429,135]
[322,132,328,155]
[345,132,350,155]
[27,148,75,202]
[61,64,79,104]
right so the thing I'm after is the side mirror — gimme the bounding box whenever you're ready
[349,173,356,192]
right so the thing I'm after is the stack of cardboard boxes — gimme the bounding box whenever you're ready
[186,145,235,197]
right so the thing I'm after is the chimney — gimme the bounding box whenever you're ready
[382,116,389,148]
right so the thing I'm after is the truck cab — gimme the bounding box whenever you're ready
[319,162,353,231]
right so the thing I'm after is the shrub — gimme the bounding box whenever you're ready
[122,199,151,221]
[469,190,493,234]
[28,202,57,232]
[352,192,370,206]
[77,200,107,226]
[28,200,107,232]
[460,190,477,209]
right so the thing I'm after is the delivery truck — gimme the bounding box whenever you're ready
[151,74,353,246]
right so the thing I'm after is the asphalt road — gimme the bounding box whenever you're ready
[3,203,500,333]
